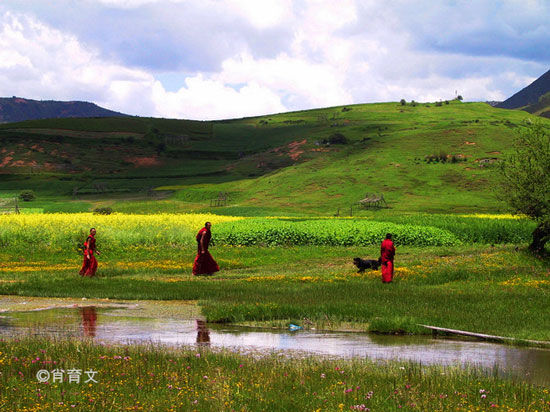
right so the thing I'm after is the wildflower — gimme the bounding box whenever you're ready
[195,353,201,358]
[320,373,326,378]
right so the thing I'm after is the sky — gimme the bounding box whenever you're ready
[0,0,548,120]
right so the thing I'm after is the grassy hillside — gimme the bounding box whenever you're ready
[523,91,550,118]
[0,100,548,214]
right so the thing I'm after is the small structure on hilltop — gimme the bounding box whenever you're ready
[358,193,388,209]
[210,192,229,207]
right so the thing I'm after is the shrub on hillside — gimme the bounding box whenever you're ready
[322,133,348,145]
[424,153,467,164]
[93,207,113,215]
[19,190,35,202]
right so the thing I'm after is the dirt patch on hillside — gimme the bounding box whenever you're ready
[288,139,307,160]
[0,156,13,167]
[125,156,161,167]
[10,160,38,167]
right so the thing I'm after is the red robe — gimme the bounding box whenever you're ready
[80,235,98,277]
[380,238,395,283]
[192,227,220,275]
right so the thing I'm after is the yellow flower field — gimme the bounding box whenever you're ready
[0,212,244,249]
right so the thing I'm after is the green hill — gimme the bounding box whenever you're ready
[523,92,550,118]
[0,100,548,215]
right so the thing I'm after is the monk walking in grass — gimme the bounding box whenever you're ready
[80,228,100,277]
[192,222,219,276]
[380,233,395,283]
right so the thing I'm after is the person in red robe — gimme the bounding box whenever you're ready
[380,233,395,283]
[80,228,100,277]
[192,222,219,276]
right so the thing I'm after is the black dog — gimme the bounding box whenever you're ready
[353,257,381,272]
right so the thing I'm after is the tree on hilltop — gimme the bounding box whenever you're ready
[498,122,550,253]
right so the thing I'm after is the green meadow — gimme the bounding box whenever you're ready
[1,101,549,410]
[1,337,549,411]
[0,213,548,341]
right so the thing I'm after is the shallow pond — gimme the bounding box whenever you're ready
[1,306,549,386]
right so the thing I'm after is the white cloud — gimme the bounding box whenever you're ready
[218,52,352,109]
[0,1,548,120]
[0,11,291,119]
[95,0,165,8]
[95,0,294,30]
[153,76,285,120]
[229,0,294,29]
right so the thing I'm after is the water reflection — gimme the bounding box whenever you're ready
[0,306,549,386]
[196,319,210,346]
[80,306,97,337]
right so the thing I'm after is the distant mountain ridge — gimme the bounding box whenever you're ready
[496,69,550,115]
[0,97,129,123]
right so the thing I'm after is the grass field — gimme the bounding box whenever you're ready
[1,337,549,411]
[1,102,549,410]
[0,213,548,341]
